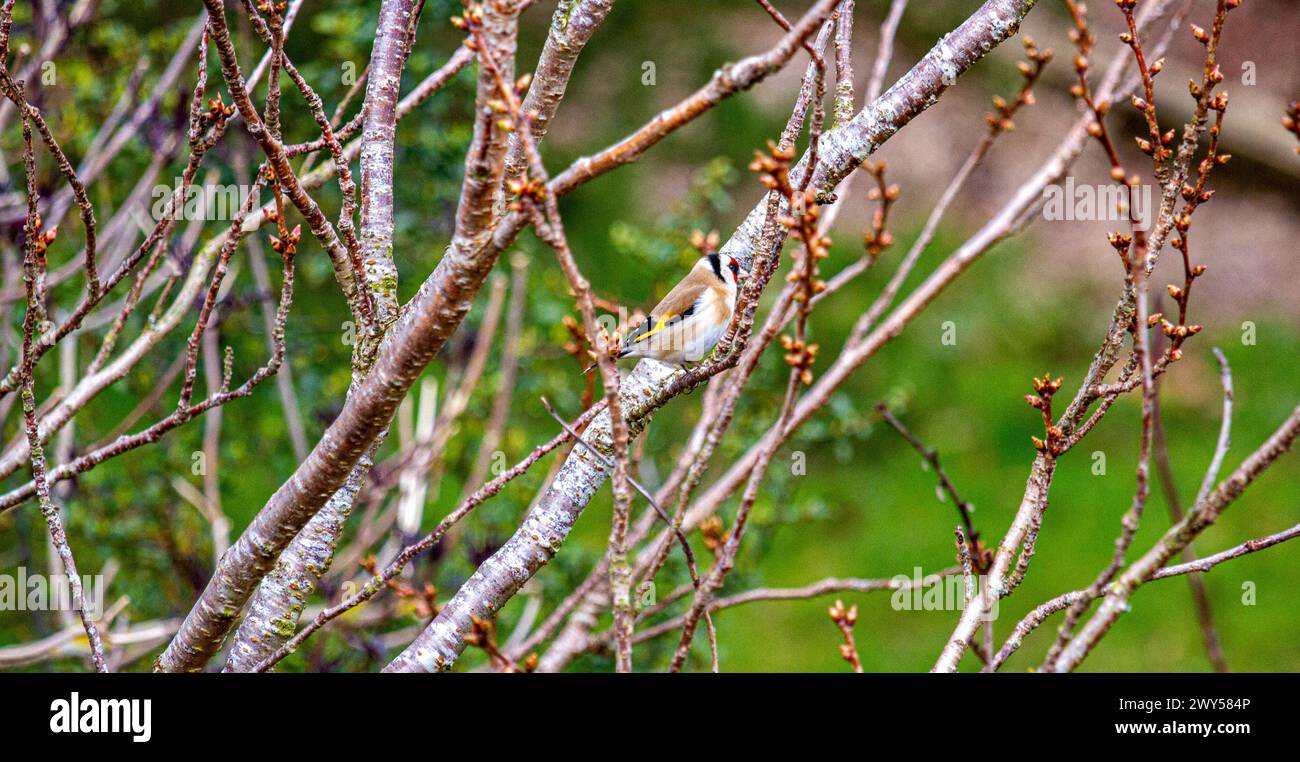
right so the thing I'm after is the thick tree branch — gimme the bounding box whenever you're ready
[221,0,422,675]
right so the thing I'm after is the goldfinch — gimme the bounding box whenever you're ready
[585,253,743,373]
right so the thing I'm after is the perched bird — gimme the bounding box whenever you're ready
[585,253,744,373]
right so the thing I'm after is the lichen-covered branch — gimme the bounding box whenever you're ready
[221,0,422,675]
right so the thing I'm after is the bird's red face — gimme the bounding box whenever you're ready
[724,256,742,285]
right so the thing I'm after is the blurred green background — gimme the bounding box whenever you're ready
[1,0,1297,672]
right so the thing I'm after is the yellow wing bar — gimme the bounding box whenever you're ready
[628,314,676,345]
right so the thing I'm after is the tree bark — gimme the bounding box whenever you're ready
[221,0,418,675]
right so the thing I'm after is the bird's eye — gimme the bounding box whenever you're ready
[728,260,738,273]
